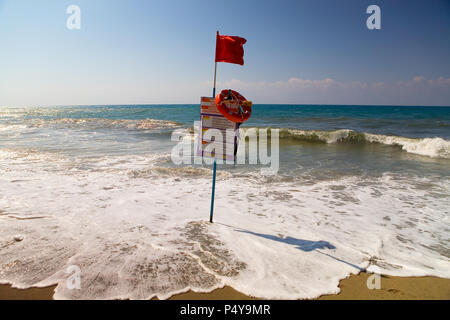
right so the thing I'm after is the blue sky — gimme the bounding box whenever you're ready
[0,0,449,106]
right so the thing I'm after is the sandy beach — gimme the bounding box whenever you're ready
[1,0,449,307]
[174,273,450,300]
[1,273,449,300]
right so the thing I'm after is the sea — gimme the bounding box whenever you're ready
[0,104,449,299]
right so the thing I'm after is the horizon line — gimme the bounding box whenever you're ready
[1,103,450,108]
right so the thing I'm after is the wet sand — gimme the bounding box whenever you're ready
[0,284,56,300]
[1,273,449,300]
[171,273,450,300]
[318,272,450,300]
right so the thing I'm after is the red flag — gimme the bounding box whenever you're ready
[215,32,247,65]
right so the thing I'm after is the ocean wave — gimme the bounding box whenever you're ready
[364,134,450,159]
[240,128,450,159]
[25,118,181,130]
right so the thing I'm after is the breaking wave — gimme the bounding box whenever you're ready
[240,128,450,159]
[26,118,181,130]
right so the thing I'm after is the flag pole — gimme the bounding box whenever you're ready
[210,30,219,223]
[209,159,217,223]
[213,62,217,98]
[212,31,218,98]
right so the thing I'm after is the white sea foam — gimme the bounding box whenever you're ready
[0,149,449,299]
[364,134,450,159]
[0,118,180,135]
[286,128,355,144]
[257,128,450,159]
[26,118,181,130]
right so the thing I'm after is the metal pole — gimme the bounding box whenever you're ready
[213,62,217,98]
[209,159,217,223]
[209,31,219,223]
[213,31,218,98]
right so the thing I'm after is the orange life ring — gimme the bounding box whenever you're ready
[215,89,252,123]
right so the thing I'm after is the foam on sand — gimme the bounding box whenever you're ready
[0,149,449,299]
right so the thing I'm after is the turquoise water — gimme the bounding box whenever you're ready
[4,104,449,138]
[0,104,449,299]
[1,104,449,177]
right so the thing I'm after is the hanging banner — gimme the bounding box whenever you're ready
[197,97,239,162]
